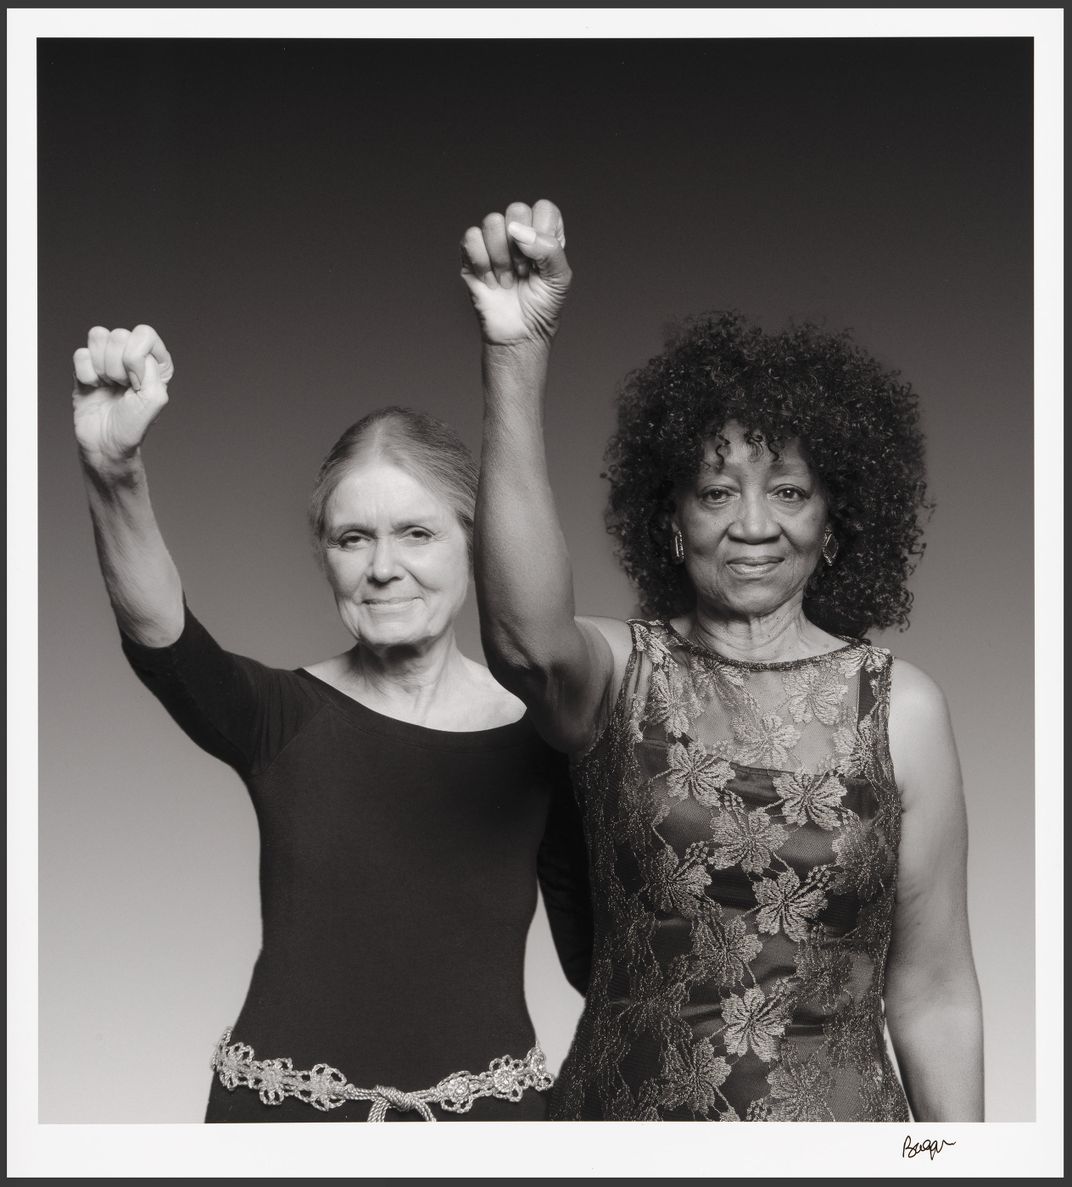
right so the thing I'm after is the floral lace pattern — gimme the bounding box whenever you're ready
[548,621,909,1122]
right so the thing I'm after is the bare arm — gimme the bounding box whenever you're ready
[885,659,984,1120]
[73,324,183,647]
[462,201,627,753]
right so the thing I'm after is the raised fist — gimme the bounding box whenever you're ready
[460,199,571,346]
[72,325,174,466]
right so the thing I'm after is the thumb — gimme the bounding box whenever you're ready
[141,354,169,406]
[506,222,571,283]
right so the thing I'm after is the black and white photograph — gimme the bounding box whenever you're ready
[10,7,1062,1180]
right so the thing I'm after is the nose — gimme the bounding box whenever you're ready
[368,535,402,583]
[728,490,780,543]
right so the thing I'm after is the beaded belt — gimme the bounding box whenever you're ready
[210,1027,554,1121]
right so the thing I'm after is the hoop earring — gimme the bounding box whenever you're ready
[671,529,686,565]
[821,528,839,567]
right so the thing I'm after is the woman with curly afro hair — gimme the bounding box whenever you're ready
[603,311,929,639]
[462,198,983,1123]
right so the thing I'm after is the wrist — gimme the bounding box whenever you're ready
[79,447,147,491]
[481,340,552,415]
[482,338,553,376]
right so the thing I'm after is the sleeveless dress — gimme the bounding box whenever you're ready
[548,620,911,1122]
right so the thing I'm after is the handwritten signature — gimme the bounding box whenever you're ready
[903,1135,956,1160]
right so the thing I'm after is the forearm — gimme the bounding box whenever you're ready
[477,341,579,677]
[887,988,984,1121]
[81,452,184,647]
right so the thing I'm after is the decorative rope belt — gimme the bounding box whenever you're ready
[210,1027,554,1122]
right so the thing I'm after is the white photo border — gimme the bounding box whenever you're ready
[9,6,1063,1179]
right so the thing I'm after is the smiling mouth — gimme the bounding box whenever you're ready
[726,558,783,575]
[363,597,418,607]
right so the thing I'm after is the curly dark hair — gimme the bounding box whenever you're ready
[604,311,931,636]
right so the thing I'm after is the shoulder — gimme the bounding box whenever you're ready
[301,654,346,683]
[886,657,961,804]
[293,655,350,699]
[577,615,635,664]
[576,615,660,705]
[284,655,368,717]
[889,657,952,724]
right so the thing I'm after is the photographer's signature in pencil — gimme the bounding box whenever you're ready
[903,1135,956,1160]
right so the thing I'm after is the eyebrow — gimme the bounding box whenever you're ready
[767,455,807,472]
[698,454,808,473]
[330,517,439,530]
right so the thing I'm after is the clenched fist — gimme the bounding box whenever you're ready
[72,325,174,467]
[460,199,571,346]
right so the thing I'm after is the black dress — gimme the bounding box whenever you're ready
[121,606,591,1122]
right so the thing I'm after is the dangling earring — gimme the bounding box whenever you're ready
[821,527,839,567]
[671,528,685,565]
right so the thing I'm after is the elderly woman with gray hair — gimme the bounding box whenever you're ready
[71,324,591,1122]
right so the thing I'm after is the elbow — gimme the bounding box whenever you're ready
[479,618,560,687]
[885,972,983,1035]
[481,630,556,704]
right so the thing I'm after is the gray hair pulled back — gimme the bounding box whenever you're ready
[309,407,478,563]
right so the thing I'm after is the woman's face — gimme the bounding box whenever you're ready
[673,421,828,623]
[321,460,470,654]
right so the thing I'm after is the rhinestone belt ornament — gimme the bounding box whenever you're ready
[211,1027,554,1121]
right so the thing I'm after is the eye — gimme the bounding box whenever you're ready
[333,532,368,549]
[403,527,434,542]
[699,487,734,506]
[772,486,808,503]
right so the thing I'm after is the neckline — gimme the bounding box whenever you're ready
[294,667,533,749]
[659,619,862,671]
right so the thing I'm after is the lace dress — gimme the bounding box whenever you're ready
[548,620,911,1122]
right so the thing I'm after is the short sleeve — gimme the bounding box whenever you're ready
[120,603,319,779]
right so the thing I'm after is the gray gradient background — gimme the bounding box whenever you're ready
[38,39,1033,1122]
